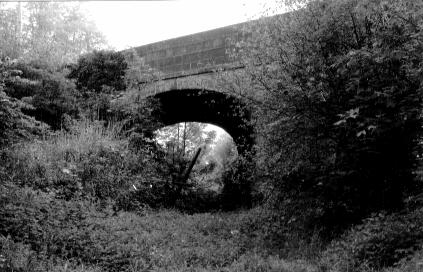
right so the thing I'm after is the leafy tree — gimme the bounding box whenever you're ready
[227,0,423,234]
[0,59,49,147]
[156,122,216,180]
[68,50,128,93]
[0,2,106,127]
[153,122,217,203]
[199,133,238,191]
[30,72,80,129]
[0,2,106,66]
[205,133,238,170]
[0,3,21,60]
[156,122,216,161]
[3,61,80,129]
[67,50,128,120]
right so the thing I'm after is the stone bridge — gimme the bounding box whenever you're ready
[124,21,246,97]
[123,22,254,153]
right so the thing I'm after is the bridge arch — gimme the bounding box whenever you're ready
[150,88,254,155]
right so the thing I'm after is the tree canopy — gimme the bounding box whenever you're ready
[68,50,128,93]
[0,2,106,66]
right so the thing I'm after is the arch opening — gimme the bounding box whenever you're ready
[150,88,254,156]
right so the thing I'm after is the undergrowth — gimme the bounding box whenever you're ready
[1,120,423,272]
[0,183,318,272]
[0,119,168,208]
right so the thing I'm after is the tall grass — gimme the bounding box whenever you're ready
[18,119,124,165]
[0,119,128,197]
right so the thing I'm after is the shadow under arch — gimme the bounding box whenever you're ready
[149,89,254,156]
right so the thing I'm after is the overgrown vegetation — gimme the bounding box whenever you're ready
[0,59,49,147]
[1,0,423,271]
[226,0,423,238]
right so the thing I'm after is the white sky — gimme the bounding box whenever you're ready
[81,0,283,50]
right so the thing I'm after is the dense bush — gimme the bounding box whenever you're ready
[0,118,228,212]
[173,188,221,213]
[321,209,423,271]
[384,250,423,272]
[220,155,256,210]
[3,61,80,129]
[0,183,98,262]
[68,50,127,94]
[30,72,80,129]
[109,90,164,138]
[66,50,128,120]
[228,0,423,236]
[0,91,48,148]
[0,120,169,206]
[0,179,316,272]
[0,60,49,147]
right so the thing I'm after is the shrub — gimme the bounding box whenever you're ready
[68,50,127,93]
[0,90,49,148]
[220,155,255,210]
[4,61,80,129]
[231,0,423,235]
[237,206,324,260]
[0,182,128,272]
[321,209,423,271]
[384,250,423,272]
[0,183,98,262]
[30,72,80,129]
[0,235,37,272]
[223,253,317,272]
[0,120,122,192]
[0,60,50,147]
[1,173,322,272]
[0,119,173,211]
[174,188,221,213]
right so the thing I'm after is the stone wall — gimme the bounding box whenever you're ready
[125,22,246,78]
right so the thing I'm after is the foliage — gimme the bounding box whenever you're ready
[321,208,423,271]
[0,119,168,205]
[228,0,423,235]
[220,154,256,210]
[67,50,128,120]
[3,61,43,99]
[0,59,49,147]
[110,91,163,139]
[156,122,216,160]
[68,50,127,93]
[204,133,238,170]
[0,173,319,272]
[155,122,217,201]
[2,1,423,270]
[383,249,423,272]
[3,61,81,129]
[30,70,80,129]
[0,185,97,261]
[0,188,318,272]
[0,2,106,66]
[0,118,230,212]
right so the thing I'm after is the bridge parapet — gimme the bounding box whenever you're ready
[124,22,246,79]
